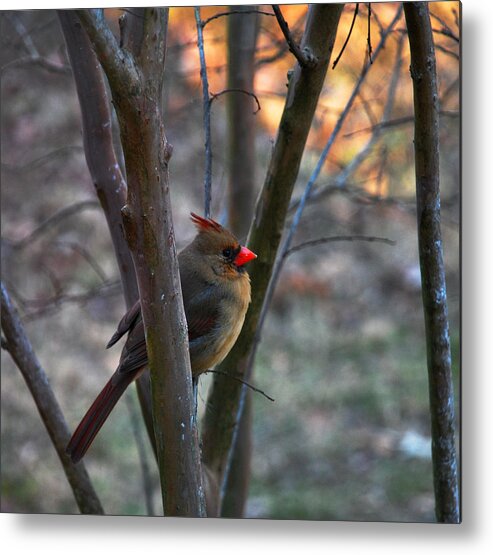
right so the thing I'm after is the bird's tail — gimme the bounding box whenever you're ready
[66,372,134,463]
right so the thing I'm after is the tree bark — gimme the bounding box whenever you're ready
[77,8,206,517]
[226,6,260,239]
[1,282,104,515]
[202,3,343,512]
[404,1,460,523]
[58,10,156,461]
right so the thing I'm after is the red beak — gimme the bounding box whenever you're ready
[234,246,257,267]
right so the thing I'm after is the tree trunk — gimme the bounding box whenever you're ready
[202,4,344,513]
[58,11,157,465]
[220,5,260,519]
[77,7,206,517]
[404,1,460,523]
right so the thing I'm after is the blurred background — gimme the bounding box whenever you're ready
[1,3,459,520]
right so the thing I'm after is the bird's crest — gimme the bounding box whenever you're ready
[190,212,223,233]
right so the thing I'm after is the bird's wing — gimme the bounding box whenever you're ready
[116,318,148,376]
[181,275,221,342]
[106,300,141,348]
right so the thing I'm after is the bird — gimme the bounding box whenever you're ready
[66,212,256,463]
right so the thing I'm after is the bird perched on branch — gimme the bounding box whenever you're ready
[67,212,256,463]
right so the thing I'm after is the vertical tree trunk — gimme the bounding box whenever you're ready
[404,2,460,523]
[226,6,260,238]
[202,4,343,513]
[221,5,260,518]
[77,8,206,517]
[58,11,157,463]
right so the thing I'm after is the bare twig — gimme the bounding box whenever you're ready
[202,9,274,28]
[285,234,396,258]
[430,11,459,43]
[272,5,314,68]
[1,282,104,514]
[195,7,213,219]
[289,10,407,215]
[2,12,72,76]
[342,110,459,138]
[1,55,72,76]
[206,370,275,402]
[332,27,405,189]
[7,11,39,56]
[434,43,459,60]
[53,240,108,284]
[332,3,359,70]
[286,6,403,240]
[367,3,373,63]
[10,279,121,322]
[9,200,100,250]
[1,145,84,174]
[256,8,306,67]
[210,88,261,114]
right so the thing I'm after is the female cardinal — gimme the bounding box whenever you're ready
[67,212,256,463]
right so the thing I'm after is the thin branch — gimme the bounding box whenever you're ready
[1,55,72,76]
[332,27,405,189]
[2,12,72,76]
[8,200,100,250]
[1,282,104,515]
[289,15,406,215]
[210,88,261,114]
[370,4,385,34]
[343,110,459,138]
[1,145,84,174]
[194,7,213,219]
[367,3,373,63]
[202,9,274,28]
[53,240,108,284]
[286,6,403,240]
[356,88,379,127]
[10,279,121,322]
[434,42,459,60]
[272,5,314,68]
[256,46,288,67]
[332,3,359,69]
[430,11,460,43]
[206,370,275,402]
[7,11,40,56]
[285,234,396,258]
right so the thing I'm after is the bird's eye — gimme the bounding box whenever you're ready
[222,247,233,259]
